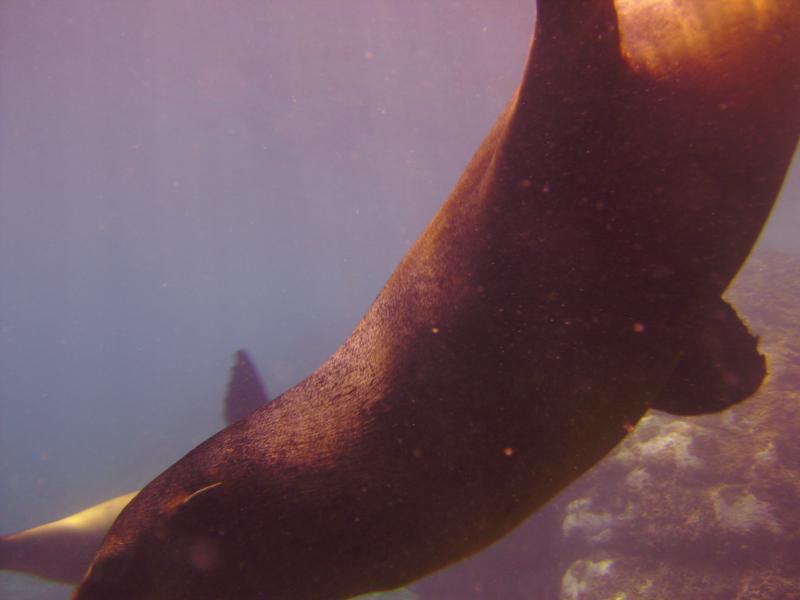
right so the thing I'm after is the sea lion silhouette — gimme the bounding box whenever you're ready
[0,350,268,585]
[73,1,800,599]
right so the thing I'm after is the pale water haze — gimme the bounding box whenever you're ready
[1,2,798,599]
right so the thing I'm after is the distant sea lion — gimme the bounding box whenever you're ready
[223,350,271,425]
[0,350,268,585]
[73,1,800,599]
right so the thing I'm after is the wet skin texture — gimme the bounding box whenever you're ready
[73,1,800,599]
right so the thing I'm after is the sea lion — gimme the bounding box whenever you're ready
[73,1,800,599]
[0,350,268,585]
[224,350,271,425]
[0,492,138,586]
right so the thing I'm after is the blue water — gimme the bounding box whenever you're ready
[1,2,798,599]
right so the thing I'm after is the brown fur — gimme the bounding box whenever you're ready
[73,1,800,599]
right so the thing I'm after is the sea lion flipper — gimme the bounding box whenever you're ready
[651,299,766,416]
[224,350,270,425]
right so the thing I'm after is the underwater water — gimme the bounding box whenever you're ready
[1,2,798,599]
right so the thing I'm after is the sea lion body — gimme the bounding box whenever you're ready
[74,1,800,599]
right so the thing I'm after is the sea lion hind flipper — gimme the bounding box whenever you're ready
[650,299,766,416]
